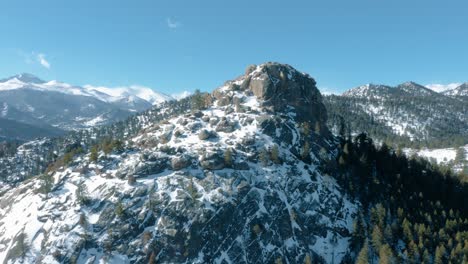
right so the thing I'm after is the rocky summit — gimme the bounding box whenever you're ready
[0,63,356,263]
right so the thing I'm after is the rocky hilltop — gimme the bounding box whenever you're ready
[0,63,355,263]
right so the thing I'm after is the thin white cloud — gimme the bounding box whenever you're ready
[167,18,181,29]
[425,83,461,93]
[37,53,50,69]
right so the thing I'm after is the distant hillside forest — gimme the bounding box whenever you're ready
[324,95,468,149]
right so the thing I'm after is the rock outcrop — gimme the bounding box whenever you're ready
[214,62,328,125]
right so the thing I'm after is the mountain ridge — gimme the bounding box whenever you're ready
[325,81,468,148]
[0,62,356,263]
[0,73,173,106]
[0,63,467,264]
[0,74,174,141]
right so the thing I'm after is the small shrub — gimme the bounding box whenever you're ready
[127,175,136,185]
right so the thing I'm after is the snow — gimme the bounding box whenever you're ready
[171,91,192,100]
[311,231,351,264]
[0,78,27,91]
[0,75,173,106]
[0,70,358,263]
[443,83,468,97]
[404,145,468,164]
[1,102,7,117]
[426,83,462,93]
[84,85,173,105]
[84,115,106,127]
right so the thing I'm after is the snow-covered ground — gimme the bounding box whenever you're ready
[404,145,468,164]
[0,63,357,264]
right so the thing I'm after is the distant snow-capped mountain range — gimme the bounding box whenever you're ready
[0,73,173,106]
[331,81,468,97]
[0,73,175,141]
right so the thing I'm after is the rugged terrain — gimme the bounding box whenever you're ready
[0,63,358,263]
[325,82,468,149]
[0,73,172,141]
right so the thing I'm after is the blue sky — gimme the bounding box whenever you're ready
[0,0,467,94]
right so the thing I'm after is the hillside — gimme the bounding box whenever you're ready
[0,74,172,141]
[0,63,357,263]
[324,82,468,148]
[0,118,64,141]
[0,64,467,264]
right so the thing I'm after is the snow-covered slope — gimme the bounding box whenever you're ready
[443,83,468,97]
[326,81,468,146]
[0,74,173,106]
[84,85,173,105]
[425,83,462,93]
[0,74,174,138]
[404,144,468,167]
[0,63,357,263]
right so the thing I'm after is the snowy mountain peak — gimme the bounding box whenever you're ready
[84,85,173,105]
[398,81,422,87]
[0,73,45,84]
[443,82,468,97]
[343,81,444,98]
[397,81,435,95]
[342,83,392,97]
[0,74,175,136]
[0,73,173,106]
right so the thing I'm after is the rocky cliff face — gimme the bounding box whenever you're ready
[0,63,355,264]
[215,62,327,124]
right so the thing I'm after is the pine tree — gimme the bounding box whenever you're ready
[11,232,29,259]
[191,89,207,111]
[102,139,113,155]
[301,122,311,137]
[79,213,88,228]
[454,147,466,165]
[343,142,350,155]
[378,244,395,264]
[115,199,125,218]
[370,203,386,228]
[224,148,233,167]
[402,218,413,241]
[148,251,156,264]
[338,155,346,166]
[259,148,269,167]
[270,144,281,164]
[356,240,369,264]
[90,145,99,163]
[187,178,200,200]
[352,213,366,247]
[434,244,446,264]
[39,173,54,195]
[127,174,136,185]
[422,249,431,264]
[75,181,90,205]
[338,116,346,139]
[314,121,321,135]
[63,151,74,165]
[113,140,124,153]
[301,141,310,162]
[371,226,383,251]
